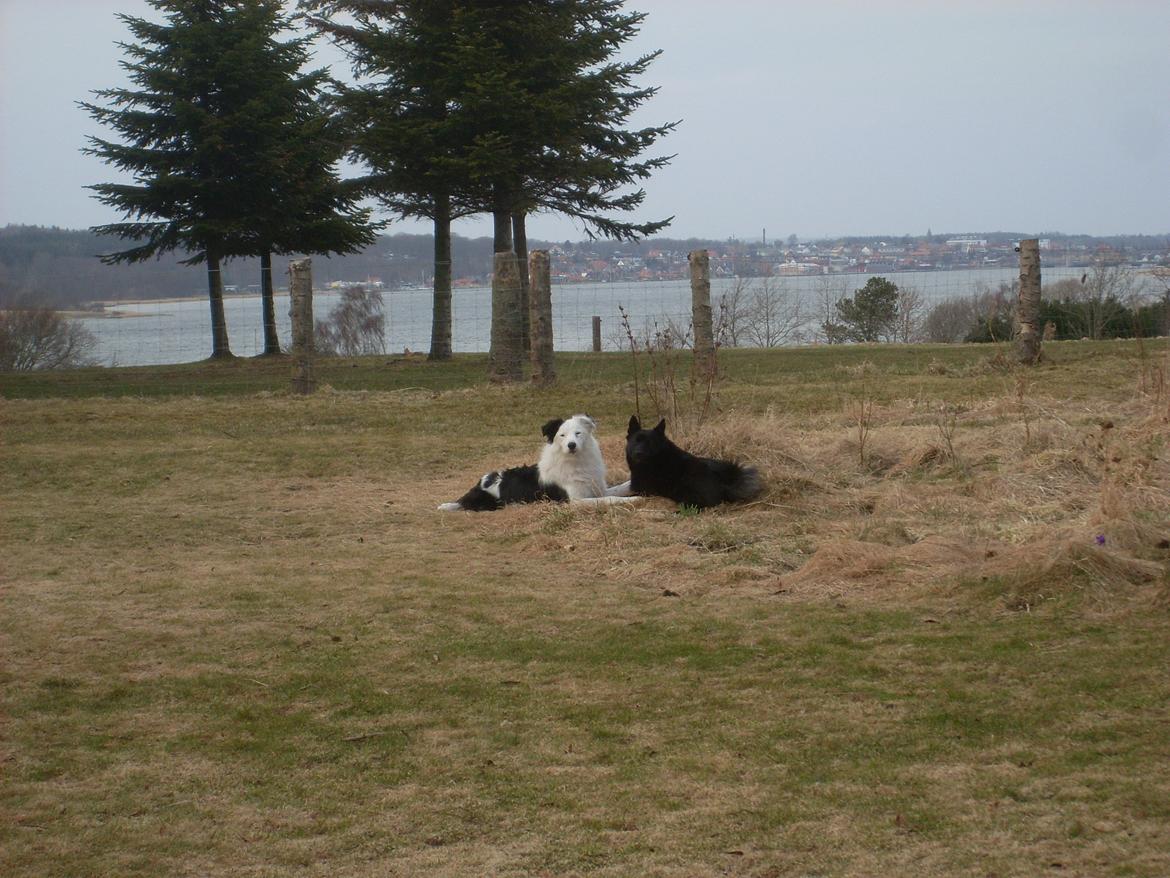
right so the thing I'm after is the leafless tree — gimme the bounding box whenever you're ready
[893,285,925,343]
[1059,262,1143,340]
[813,275,849,344]
[314,286,387,356]
[1151,266,1170,336]
[1151,265,1170,299]
[717,277,752,347]
[0,303,97,370]
[744,275,803,347]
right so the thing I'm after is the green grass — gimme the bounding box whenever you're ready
[0,338,1155,403]
[3,340,1169,877]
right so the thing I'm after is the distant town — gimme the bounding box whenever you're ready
[321,232,1169,293]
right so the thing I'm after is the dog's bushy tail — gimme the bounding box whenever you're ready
[725,464,764,503]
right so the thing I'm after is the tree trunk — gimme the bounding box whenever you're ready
[260,250,281,355]
[289,258,315,394]
[492,183,513,253]
[488,250,524,383]
[488,182,520,381]
[528,249,555,386]
[689,249,716,379]
[1015,238,1042,365]
[429,194,453,360]
[513,212,531,355]
[206,247,232,359]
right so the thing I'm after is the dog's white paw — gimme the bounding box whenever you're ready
[437,502,462,512]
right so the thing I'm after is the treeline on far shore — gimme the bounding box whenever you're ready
[0,225,498,307]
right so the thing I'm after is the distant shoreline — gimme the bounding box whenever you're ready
[71,261,1159,316]
[98,290,273,307]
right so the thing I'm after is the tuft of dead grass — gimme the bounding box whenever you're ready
[979,538,1167,616]
[601,377,1169,605]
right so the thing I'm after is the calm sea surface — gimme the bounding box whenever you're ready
[81,266,1091,366]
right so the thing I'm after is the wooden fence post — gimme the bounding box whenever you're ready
[592,316,602,352]
[289,258,316,395]
[489,250,524,382]
[528,250,556,386]
[1016,238,1042,365]
[690,249,716,378]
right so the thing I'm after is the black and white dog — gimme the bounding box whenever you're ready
[438,414,635,512]
[625,415,762,509]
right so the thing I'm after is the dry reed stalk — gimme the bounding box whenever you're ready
[618,307,722,435]
[934,402,962,466]
[618,305,641,420]
[1014,371,1034,448]
[853,396,874,468]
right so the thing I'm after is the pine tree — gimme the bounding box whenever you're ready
[83,1,252,358]
[84,0,376,359]
[305,0,478,361]
[835,277,900,343]
[450,1,675,243]
[447,0,674,369]
[222,1,377,355]
[305,0,673,373]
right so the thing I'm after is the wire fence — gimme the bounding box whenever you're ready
[73,259,1156,367]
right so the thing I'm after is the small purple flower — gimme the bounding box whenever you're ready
[1095,534,1107,546]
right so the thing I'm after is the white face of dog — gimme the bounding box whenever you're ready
[542,414,596,456]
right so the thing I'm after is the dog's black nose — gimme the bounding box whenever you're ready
[567,441,577,451]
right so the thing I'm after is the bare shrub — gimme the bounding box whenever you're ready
[922,297,977,343]
[716,277,751,348]
[618,305,718,433]
[934,401,962,466]
[1014,372,1035,448]
[924,284,1016,344]
[314,286,386,357]
[659,316,693,350]
[0,303,97,370]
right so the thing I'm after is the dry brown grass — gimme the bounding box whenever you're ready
[590,381,1168,609]
[3,342,1170,877]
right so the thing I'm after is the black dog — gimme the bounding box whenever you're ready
[625,416,762,508]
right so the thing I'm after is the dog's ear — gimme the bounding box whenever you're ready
[627,415,641,436]
[541,418,564,443]
[653,418,667,435]
[575,414,597,433]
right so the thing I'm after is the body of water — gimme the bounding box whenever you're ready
[80,266,1092,366]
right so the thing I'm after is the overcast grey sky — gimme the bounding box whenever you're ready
[1,0,1167,242]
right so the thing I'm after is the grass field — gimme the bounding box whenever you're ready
[3,341,1169,877]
